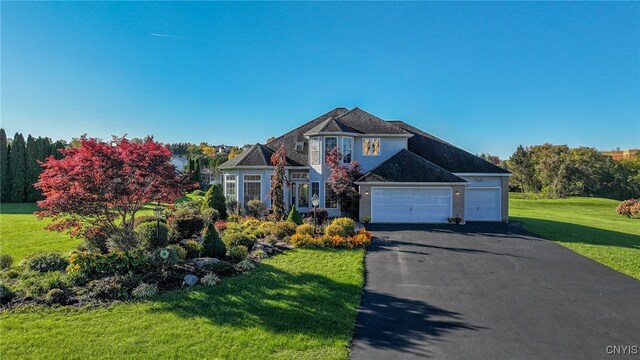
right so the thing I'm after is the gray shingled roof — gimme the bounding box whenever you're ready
[334,108,411,135]
[304,117,361,135]
[356,149,467,183]
[389,121,511,174]
[219,143,276,168]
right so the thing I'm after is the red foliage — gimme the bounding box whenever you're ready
[325,147,362,215]
[35,136,196,236]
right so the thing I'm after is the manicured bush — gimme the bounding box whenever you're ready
[265,235,278,246]
[274,221,297,238]
[330,217,356,236]
[167,207,205,240]
[290,233,324,248]
[135,221,169,250]
[287,205,303,225]
[181,240,202,260]
[86,275,137,300]
[201,273,221,286]
[132,283,158,299]
[246,199,267,218]
[324,224,346,238]
[229,245,248,263]
[200,260,237,276]
[351,231,372,247]
[67,250,148,279]
[0,254,13,270]
[24,252,69,273]
[235,259,256,272]
[0,280,14,303]
[222,232,256,250]
[14,271,68,299]
[296,223,314,236]
[166,244,187,261]
[202,224,226,258]
[306,208,329,225]
[202,184,228,219]
[201,208,220,224]
[616,199,640,218]
[250,249,268,260]
[106,229,140,252]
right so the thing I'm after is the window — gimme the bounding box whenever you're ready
[324,182,338,208]
[295,141,304,151]
[310,137,320,165]
[225,175,236,200]
[362,138,380,156]
[324,137,338,163]
[243,175,261,205]
[342,137,352,163]
[290,172,309,180]
[297,183,309,207]
[311,182,320,200]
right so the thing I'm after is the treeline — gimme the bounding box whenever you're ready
[506,144,640,200]
[0,129,66,203]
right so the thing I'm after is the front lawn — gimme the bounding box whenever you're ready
[0,248,364,359]
[510,193,640,280]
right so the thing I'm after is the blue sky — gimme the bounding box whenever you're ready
[1,2,639,158]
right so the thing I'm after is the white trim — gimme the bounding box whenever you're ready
[221,166,310,170]
[342,136,353,163]
[224,174,237,201]
[362,138,381,157]
[454,173,512,177]
[356,181,467,186]
[464,187,501,222]
[324,181,338,209]
[304,131,358,137]
[370,186,453,224]
[242,174,262,204]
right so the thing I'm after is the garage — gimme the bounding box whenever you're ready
[465,188,501,221]
[371,187,452,223]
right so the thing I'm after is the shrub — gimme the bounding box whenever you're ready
[132,283,158,299]
[265,235,278,246]
[214,220,227,232]
[67,250,148,279]
[350,231,372,247]
[246,200,267,218]
[201,208,221,224]
[235,259,256,272]
[290,233,312,247]
[631,202,640,219]
[44,288,67,304]
[193,189,206,197]
[134,215,167,227]
[135,221,169,250]
[287,205,303,225]
[328,235,349,248]
[15,271,68,299]
[201,273,221,286]
[202,224,226,258]
[0,254,13,270]
[167,207,205,240]
[65,271,89,287]
[86,275,136,300]
[296,223,314,236]
[250,249,268,260]
[106,229,140,252]
[226,199,240,216]
[331,217,356,236]
[222,232,256,249]
[181,240,202,260]
[616,199,640,218]
[0,280,14,303]
[274,221,297,238]
[166,244,186,261]
[200,260,237,276]
[202,184,228,219]
[24,252,69,273]
[307,208,329,225]
[324,224,346,238]
[362,216,371,224]
[229,245,248,263]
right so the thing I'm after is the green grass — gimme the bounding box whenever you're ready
[510,193,640,280]
[0,248,365,359]
[0,203,82,261]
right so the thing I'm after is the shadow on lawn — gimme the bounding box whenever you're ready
[510,216,640,249]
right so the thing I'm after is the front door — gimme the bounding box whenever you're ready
[290,182,309,209]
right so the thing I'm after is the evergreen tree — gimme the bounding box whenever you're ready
[287,204,303,225]
[25,135,38,201]
[50,140,66,159]
[202,184,227,219]
[0,129,9,202]
[202,223,226,258]
[8,133,26,202]
[269,145,287,220]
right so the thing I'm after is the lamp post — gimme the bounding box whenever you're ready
[154,205,164,244]
[311,193,319,234]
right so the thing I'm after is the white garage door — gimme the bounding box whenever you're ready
[465,188,501,221]
[371,187,452,223]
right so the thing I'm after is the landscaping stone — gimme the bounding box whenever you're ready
[190,257,221,268]
[184,274,198,286]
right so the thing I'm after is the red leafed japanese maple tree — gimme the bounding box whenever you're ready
[325,147,362,218]
[35,136,195,237]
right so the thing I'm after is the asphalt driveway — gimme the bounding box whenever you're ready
[350,223,640,360]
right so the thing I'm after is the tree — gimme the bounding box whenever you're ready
[8,133,26,202]
[287,204,303,225]
[269,145,287,220]
[202,223,226,258]
[325,147,362,218]
[202,184,227,219]
[507,145,539,193]
[35,136,195,238]
[228,147,239,160]
[478,153,502,166]
[0,129,9,202]
[25,135,39,201]
[50,140,66,160]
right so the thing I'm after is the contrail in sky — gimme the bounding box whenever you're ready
[150,33,183,39]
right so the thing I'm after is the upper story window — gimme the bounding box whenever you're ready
[310,137,320,165]
[342,137,352,163]
[290,172,309,180]
[225,174,236,200]
[324,137,338,163]
[295,141,304,151]
[362,138,380,156]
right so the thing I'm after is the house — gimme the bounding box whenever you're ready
[219,107,511,224]
[601,149,639,161]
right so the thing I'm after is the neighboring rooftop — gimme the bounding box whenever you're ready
[219,143,276,168]
[601,149,639,161]
[356,149,467,183]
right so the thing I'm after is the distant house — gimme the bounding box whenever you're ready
[219,107,511,224]
[602,149,639,161]
[170,156,188,172]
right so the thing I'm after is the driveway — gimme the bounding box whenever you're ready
[350,223,640,359]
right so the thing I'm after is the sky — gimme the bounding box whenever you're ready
[1,2,639,158]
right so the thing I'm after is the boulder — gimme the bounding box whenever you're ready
[184,274,198,286]
[190,257,222,268]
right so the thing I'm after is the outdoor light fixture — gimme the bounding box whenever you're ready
[365,190,369,195]
[154,205,164,244]
[455,190,460,195]
[311,194,319,234]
